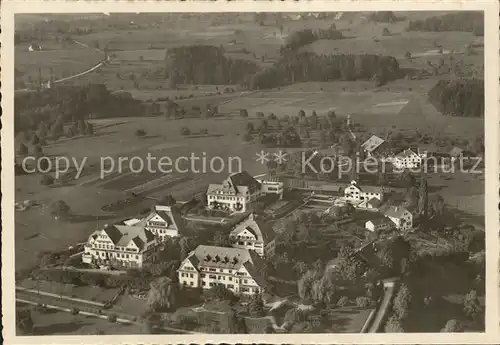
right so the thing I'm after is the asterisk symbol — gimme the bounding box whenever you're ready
[274,150,287,164]
[256,150,270,164]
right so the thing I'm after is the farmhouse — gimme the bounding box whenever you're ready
[229,213,276,257]
[177,245,266,295]
[393,148,424,169]
[143,204,185,241]
[381,205,413,231]
[207,171,283,213]
[357,197,382,211]
[28,43,42,52]
[365,217,394,232]
[361,135,389,157]
[82,223,159,269]
[344,180,384,203]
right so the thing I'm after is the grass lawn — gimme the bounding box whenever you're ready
[18,279,120,304]
[29,308,146,335]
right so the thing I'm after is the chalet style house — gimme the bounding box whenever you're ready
[392,148,427,169]
[344,180,384,204]
[177,245,266,295]
[82,223,159,268]
[143,204,185,241]
[381,205,413,231]
[207,171,283,213]
[229,213,276,257]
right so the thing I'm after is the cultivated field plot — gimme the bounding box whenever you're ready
[219,88,415,117]
[15,44,103,84]
[18,279,120,304]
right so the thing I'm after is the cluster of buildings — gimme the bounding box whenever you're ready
[361,134,476,170]
[340,180,414,232]
[83,171,281,295]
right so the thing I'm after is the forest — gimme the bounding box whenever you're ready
[246,52,401,89]
[15,84,141,135]
[282,27,343,52]
[427,79,484,118]
[163,45,260,85]
[407,12,484,36]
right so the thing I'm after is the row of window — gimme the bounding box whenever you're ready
[94,251,140,260]
[181,272,194,278]
[92,243,138,252]
[208,195,246,202]
[147,228,175,235]
[148,221,167,227]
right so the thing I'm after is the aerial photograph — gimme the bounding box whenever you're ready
[13,11,485,335]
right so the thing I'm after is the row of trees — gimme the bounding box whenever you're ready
[246,52,401,90]
[15,84,140,136]
[164,45,260,86]
[407,12,484,36]
[282,26,343,52]
[428,79,484,118]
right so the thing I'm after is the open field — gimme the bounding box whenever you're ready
[27,308,146,335]
[15,115,270,271]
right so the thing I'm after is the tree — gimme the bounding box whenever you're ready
[418,176,429,219]
[181,127,191,136]
[147,277,177,312]
[382,27,391,36]
[50,200,71,220]
[240,109,249,117]
[17,142,28,156]
[33,144,44,157]
[463,289,483,320]
[179,237,192,260]
[246,122,255,132]
[337,296,349,307]
[384,314,404,332]
[135,129,146,137]
[40,174,54,186]
[159,194,176,206]
[393,283,412,319]
[209,284,237,302]
[213,231,230,247]
[404,51,412,60]
[249,293,265,317]
[441,319,464,332]
[356,296,371,308]
[226,307,247,333]
[16,308,34,335]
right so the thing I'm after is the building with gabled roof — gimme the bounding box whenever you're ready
[361,135,388,157]
[393,148,423,169]
[380,205,413,231]
[82,223,159,268]
[365,217,395,232]
[143,204,185,241]
[207,171,283,213]
[229,212,276,257]
[344,180,384,203]
[177,245,266,295]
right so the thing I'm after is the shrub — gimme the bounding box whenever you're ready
[40,174,54,186]
[108,314,117,323]
[355,296,371,308]
[135,129,147,137]
[337,296,349,307]
[71,307,80,315]
[181,127,191,136]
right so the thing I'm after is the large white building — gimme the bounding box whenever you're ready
[381,205,413,231]
[393,148,427,169]
[177,245,266,295]
[143,204,185,241]
[344,180,384,204]
[82,223,159,269]
[229,213,276,257]
[207,171,283,213]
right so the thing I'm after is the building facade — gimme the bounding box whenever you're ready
[143,204,185,241]
[229,213,276,257]
[393,148,426,169]
[82,223,159,269]
[344,180,384,203]
[178,245,266,295]
[382,205,413,231]
[365,218,394,232]
[207,171,283,214]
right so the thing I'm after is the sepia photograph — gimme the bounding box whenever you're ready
[2,1,499,343]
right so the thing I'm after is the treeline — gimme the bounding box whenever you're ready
[283,27,343,52]
[368,11,399,23]
[407,12,484,36]
[246,52,401,89]
[427,79,484,118]
[15,84,141,136]
[164,45,260,85]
